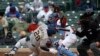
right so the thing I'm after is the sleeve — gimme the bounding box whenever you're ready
[69,26,74,33]
[75,30,85,37]
[37,11,44,19]
[5,6,10,14]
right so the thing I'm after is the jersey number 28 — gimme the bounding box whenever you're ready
[34,30,41,41]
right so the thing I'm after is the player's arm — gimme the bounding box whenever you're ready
[75,29,85,37]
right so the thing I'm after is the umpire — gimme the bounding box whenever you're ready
[90,13,100,56]
[75,13,100,56]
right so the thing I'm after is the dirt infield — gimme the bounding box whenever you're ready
[0,48,31,56]
[0,48,94,56]
[0,48,57,56]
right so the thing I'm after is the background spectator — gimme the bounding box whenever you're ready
[37,4,53,23]
[47,13,60,29]
[0,12,8,37]
[6,6,20,18]
[4,31,16,45]
[5,2,19,14]
[0,12,8,45]
[75,0,81,10]
[32,0,43,12]
[81,0,96,10]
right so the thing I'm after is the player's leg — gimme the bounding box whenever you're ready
[57,46,62,56]
[58,45,76,56]
[5,38,27,56]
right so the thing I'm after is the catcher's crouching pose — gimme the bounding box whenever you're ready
[5,19,57,56]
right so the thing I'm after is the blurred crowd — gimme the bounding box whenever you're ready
[0,0,100,56]
[0,0,65,45]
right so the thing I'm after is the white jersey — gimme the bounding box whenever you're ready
[64,26,74,36]
[15,21,48,49]
[57,19,77,49]
[57,19,74,37]
[58,39,64,46]
[37,9,53,22]
[62,34,77,49]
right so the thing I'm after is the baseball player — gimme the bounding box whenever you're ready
[5,19,57,56]
[55,16,77,56]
